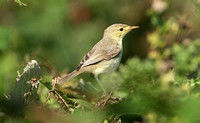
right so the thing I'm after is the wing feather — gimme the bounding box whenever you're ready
[76,40,121,70]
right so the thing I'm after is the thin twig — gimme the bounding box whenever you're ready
[43,77,70,108]
[54,91,70,108]
[43,90,53,104]
[43,77,57,104]
[100,86,117,109]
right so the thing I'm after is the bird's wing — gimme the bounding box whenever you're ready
[76,41,121,70]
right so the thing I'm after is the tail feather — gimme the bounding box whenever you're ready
[58,69,84,84]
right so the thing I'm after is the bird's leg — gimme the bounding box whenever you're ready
[94,75,107,94]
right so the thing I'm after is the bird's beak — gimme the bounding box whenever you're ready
[127,26,139,31]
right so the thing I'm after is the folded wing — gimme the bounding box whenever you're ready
[76,40,121,70]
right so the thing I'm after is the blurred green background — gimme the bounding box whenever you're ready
[0,0,200,122]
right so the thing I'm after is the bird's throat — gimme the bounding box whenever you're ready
[118,38,123,47]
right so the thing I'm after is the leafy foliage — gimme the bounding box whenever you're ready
[14,0,27,6]
[0,60,40,117]
[0,0,200,123]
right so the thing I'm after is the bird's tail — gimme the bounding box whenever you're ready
[58,69,84,84]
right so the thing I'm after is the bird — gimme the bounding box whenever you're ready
[58,24,139,93]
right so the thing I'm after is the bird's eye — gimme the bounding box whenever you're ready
[119,28,123,31]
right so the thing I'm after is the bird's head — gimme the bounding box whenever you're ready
[104,24,139,39]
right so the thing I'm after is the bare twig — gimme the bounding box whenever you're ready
[43,77,58,104]
[53,91,70,108]
[100,87,116,109]
[44,77,69,108]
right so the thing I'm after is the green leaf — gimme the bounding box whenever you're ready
[69,98,95,110]
[40,81,52,90]
[14,0,27,6]
[9,60,40,110]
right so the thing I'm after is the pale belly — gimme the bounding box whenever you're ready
[92,52,122,75]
